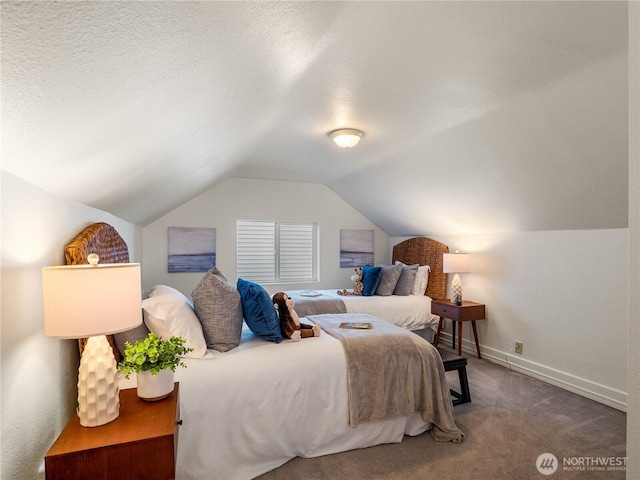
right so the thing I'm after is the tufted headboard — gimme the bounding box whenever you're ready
[391,237,449,300]
[65,222,131,361]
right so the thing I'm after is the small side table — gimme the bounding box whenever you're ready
[432,299,486,358]
[45,383,180,480]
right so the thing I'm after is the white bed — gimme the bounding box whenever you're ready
[290,289,440,331]
[286,236,451,335]
[174,315,461,480]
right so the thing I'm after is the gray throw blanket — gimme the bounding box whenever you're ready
[308,313,464,443]
[288,291,347,317]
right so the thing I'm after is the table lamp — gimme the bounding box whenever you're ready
[443,252,471,305]
[42,254,141,427]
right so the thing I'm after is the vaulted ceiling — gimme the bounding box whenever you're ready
[1,1,629,235]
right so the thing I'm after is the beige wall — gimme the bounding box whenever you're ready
[144,176,631,412]
[392,229,629,411]
[626,2,640,477]
[142,178,390,297]
[1,171,636,478]
[0,172,142,480]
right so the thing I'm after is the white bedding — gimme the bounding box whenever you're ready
[174,320,437,480]
[292,289,440,331]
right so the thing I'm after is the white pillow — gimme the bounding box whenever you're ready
[411,265,431,296]
[395,261,431,296]
[142,290,207,358]
[147,284,194,306]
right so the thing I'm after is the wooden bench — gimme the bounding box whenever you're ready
[437,347,471,406]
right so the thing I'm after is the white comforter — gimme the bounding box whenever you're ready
[294,289,440,331]
[174,319,436,480]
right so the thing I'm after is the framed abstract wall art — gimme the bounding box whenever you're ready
[168,227,216,273]
[339,229,374,268]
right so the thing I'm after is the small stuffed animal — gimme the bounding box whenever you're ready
[338,267,363,296]
[272,292,321,341]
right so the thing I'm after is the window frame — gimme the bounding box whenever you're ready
[236,220,319,284]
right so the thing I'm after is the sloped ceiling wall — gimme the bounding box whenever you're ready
[1,1,629,235]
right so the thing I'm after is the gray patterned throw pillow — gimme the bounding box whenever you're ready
[393,263,419,296]
[192,268,243,352]
[375,263,403,296]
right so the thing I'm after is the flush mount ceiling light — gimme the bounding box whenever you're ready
[328,128,364,148]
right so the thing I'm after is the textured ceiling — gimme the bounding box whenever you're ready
[1,1,629,235]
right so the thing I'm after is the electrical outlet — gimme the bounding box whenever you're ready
[515,341,523,355]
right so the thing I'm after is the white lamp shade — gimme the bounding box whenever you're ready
[42,263,142,338]
[442,253,471,274]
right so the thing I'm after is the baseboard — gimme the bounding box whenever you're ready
[437,332,627,412]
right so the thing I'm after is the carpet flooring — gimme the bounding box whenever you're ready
[256,346,627,480]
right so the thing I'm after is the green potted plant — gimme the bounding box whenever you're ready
[119,333,193,401]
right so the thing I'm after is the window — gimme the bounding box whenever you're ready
[237,221,318,284]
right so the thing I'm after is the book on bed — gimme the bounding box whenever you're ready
[339,321,373,329]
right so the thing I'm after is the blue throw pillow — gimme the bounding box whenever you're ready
[236,278,282,343]
[361,265,383,296]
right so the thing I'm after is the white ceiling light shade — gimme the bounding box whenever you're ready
[328,129,364,148]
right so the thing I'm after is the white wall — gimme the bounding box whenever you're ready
[142,178,389,296]
[145,177,629,412]
[627,3,640,476]
[393,229,628,411]
[0,172,142,480]
[1,171,633,477]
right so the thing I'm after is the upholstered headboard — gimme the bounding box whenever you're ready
[391,237,449,300]
[65,222,130,361]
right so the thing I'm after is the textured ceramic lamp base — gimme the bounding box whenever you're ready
[451,273,463,305]
[77,335,120,427]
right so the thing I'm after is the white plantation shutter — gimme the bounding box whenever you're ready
[237,221,317,283]
[237,221,276,283]
[278,223,315,282]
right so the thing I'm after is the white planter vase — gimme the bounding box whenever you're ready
[137,369,175,401]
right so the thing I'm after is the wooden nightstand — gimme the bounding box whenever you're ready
[45,383,180,480]
[432,299,486,358]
